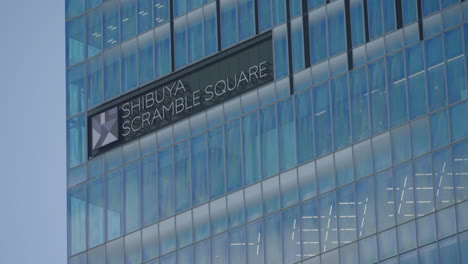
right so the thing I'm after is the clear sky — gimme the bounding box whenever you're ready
[0,0,66,263]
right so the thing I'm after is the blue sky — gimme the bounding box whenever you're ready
[0,1,66,263]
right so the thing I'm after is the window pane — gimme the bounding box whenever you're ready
[398,221,417,253]
[260,105,279,178]
[141,154,157,226]
[300,198,320,259]
[350,0,365,46]
[121,0,137,41]
[375,170,395,231]
[204,3,218,56]
[86,55,103,108]
[337,184,357,245]
[125,231,142,264]
[408,72,427,120]
[356,177,376,237]
[193,204,210,242]
[359,235,378,264]
[328,1,346,56]
[154,0,169,26]
[447,56,467,104]
[138,31,154,85]
[419,243,438,264]
[158,148,174,219]
[208,127,225,199]
[103,46,121,100]
[88,177,104,248]
[124,162,140,233]
[226,120,242,192]
[410,117,430,158]
[417,214,436,245]
[391,125,411,165]
[68,185,86,255]
[121,39,137,92]
[433,148,455,209]
[291,18,305,73]
[212,233,228,264]
[372,132,391,172]
[335,148,353,187]
[103,0,119,48]
[107,170,123,240]
[387,51,408,127]
[280,169,298,208]
[314,82,332,157]
[378,228,397,260]
[332,74,351,150]
[368,59,388,134]
[174,16,187,70]
[67,114,86,168]
[309,7,327,64]
[211,197,227,235]
[86,8,102,58]
[227,190,245,228]
[88,245,105,264]
[453,140,468,202]
[393,163,415,224]
[368,0,383,39]
[107,237,124,264]
[243,113,261,185]
[402,0,417,25]
[413,155,435,216]
[67,64,86,117]
[137,0,152,33]
[246,219,264,264]
[430,110,449,150]
[278,98,296,171]
[174,141,190,213]
[296,91,314,164]
[282,206,301,264]
[221,0,237,48]
[155,24,171,78]
[264,213,282,264]
[192,134,208,206]
[176,211,193,248]
[437,206,456,239]
[245,183,262,221]
[66,0,85,19]
[439,236,459,263]
[67,16,85,66]
[229,227,247,264]
[350,67,369,143]
[238,0,255,40]
[159,218,176,255]
[194,240,210,264]
[319,192,338,252]
[263,176,280,215]
[142,224,159,261]
[317,155,335,194]
[188,9,203,64]
[273,25,289,79]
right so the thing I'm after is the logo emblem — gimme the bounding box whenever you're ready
[91,107,118,150]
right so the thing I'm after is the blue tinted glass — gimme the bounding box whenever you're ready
[155,24,171,78]
[295,91,314,164]
[66,0,84,19]
[398,222,417,253]
[105,147,122,171]
[68,164,87,187]
[272,0,286,25]
[378,228,397,260]
[368,59,388,134]
[176,211,193,248]
[68,185,86,255]
[239,0,255,41]
[88,245,105,264]
[391,125,411,165]
[393,163,415,224]
[103,1,119,49]
[226,120,242,192]
[383,0,396,33]
[154,0,169,26]
[160,253,175,264]
[159,218,176,255]
[290,0,302,17]
[417,214,436,246]
[67,114,86,168]
[423,14,442,38]
[430,110,449,150]
[193,204,209,242]
[328,1,346,56]
[121,39,137,92]
[419,243,438,264]
[282,206,301,263]
[447,56,467,104]
[387,51,408,127]
[432,148,454,209]
[107,170,123,240]
[317,155,335,194]
[138,31,154,85]
[353,139,372,179]
[209,127,225,198]
[263,177,280,216]
[67,64,86,116]
[67,16,85,66]
[350,67,369,142]
[188,9,203,64]
[337,184,357,245]
[356,177,376,237]
[260,105,279,178]
[413,155,435,216]
[359,235,378,263]
[298,162,317,201]
[192,136,208,206]
[278,98,296,171]
[422,0,440,16]
[107,238,124,264]
[453,140,468,202]
[411,117,430,157]
[332,74,351,150]
[103,46,121,100]
[461,230,468,263]
[188,0,202,10]
[319,192,338,252]
[373,132,391,172]
[291,18,305,72]
[137,0,152,33]
[158,148,174,219]
[425,36,444,68]
[335,148,353,187]
[229,227,247,263]
[300,199,320,258]
[264,213,282,264]
[350,0,365,46]
[173,0,186,17]
[368,0,383,39]
[204,3,218,56]
[437,207,456,239]
[309,8,327,64]
[174,17,187,69]
[408,72,427,119]
[124,162,140,233]
[194,240,210,264]
[402,0,417,25]
[141,155,157,227]
[427,64,446,112]
[451,102,468,142]
[439,236,459,263]
[227,190,245,228]
[406,43,424,76]
[125,231,142,264]
[314,83,332,157]
[308,0,324,10]
[273,25,289,79]
[245,183,262,221]
[221,0,237,48]
[86,8,102,58]
[445,27,463,60]
[280,170,299,208]
[243,113,261,185]
[86,55,103,108]
[121,0,137,41]
[177,246,193,264]
[375,170,395,231]
[87,177,104,248]
[175,141,190,213]
[211,233,228,264]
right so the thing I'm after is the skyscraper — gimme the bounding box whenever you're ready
[66,0,468,263]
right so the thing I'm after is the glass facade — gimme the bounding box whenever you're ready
[67,0,468,263]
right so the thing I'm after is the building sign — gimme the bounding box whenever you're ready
[88,32,273,158]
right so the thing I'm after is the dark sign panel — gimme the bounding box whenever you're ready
[88,32,273,158]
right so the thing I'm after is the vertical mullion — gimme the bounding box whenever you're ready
[363,0,370,42]
[416,0,424,41]
[216,0,222,51]
[395,0,403,29]
[302,0,311,69]
[286,0,295,94]
[344,0,354,71]
[170,0,175,72]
